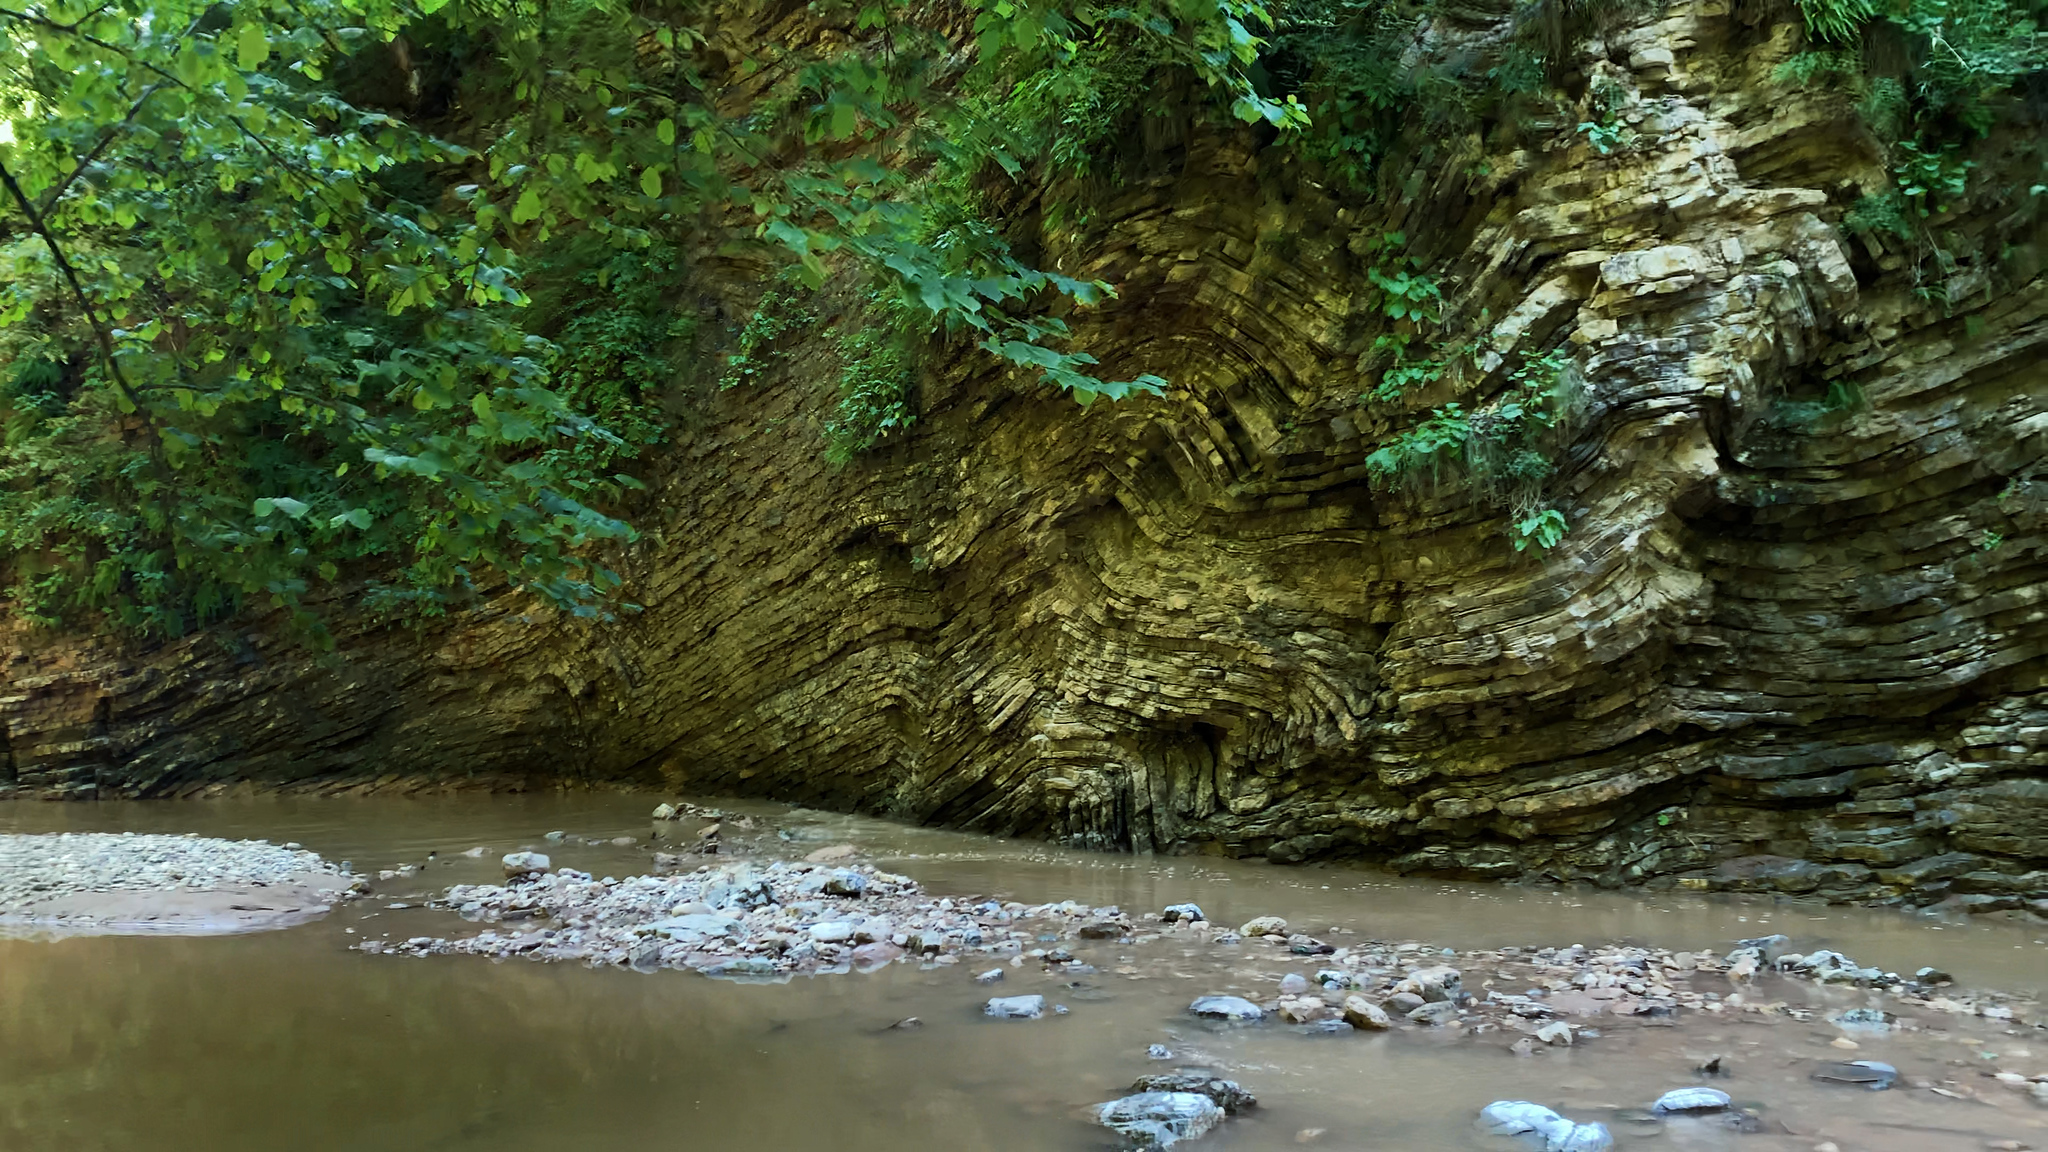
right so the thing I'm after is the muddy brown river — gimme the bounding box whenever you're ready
[3,794,2044,1151]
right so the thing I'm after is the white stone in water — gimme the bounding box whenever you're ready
[1480,1102,1613,1152]
[984,995,1045,1019]
[1278,973,1310,995]
[1650,1087,1730,1114]
[502,851,550,879]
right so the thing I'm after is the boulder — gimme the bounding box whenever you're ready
[1096,1092,1225,1150]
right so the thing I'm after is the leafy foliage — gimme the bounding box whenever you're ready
[0,0,1304,636]
[1365,348,1584,551]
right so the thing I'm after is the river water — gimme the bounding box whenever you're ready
[3,794,2044,1151]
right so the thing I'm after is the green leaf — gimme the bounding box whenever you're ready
[236,23,270,70]
[512,188,544,224]
[657,118,677,145]
[640,166,662,197]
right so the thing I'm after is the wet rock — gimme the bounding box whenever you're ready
[542,831,567,843]
[821,870,867,897]
[1732,934,1792,964]
[1811,1060,1897,1090]
[703,956,779,979]
[803,844,857,862]
[652,803,678,820]
[1146,1044,1174,1060]
[1189,995,1265,1022]
[1651,1087,1730,1114]
[1095,1091,1225,1150]
[1238,916,1288,937]
[1408,1001,1461,1026]
[1079,921,1125,939]
[1480,1101,1614,1152]
[1341,995,1392,1030]
[984,994,1046,1019]
[975,967,1004,984]
[808,921,856,943]
[1130,1074,1257,1113]
[1387,992,1427,1014]
[1916,966,1955,985]
[1278,996,1338,1024]
[1536,1021,1573,1046]
[501,852,550,880]
[1279,973,1311,995]
[647,912,740,941]
[1161,903,1204,923]
[850,942,903,966]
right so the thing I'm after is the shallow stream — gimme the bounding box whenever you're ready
[3,794,2044,1152]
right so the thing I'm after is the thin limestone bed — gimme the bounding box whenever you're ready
[0,832,360,936]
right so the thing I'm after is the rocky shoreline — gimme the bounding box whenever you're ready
[356,847,2048,1147]
[0,832,362,935]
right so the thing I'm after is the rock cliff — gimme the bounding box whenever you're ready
[2,0,2043,908]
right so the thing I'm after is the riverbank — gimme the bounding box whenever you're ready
[0,831,361,936]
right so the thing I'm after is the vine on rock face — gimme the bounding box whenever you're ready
[1365,348,1585,553]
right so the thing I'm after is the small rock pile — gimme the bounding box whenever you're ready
[358,855,1141,978]
[1154,916,2042,1040]
[0,832,353,910]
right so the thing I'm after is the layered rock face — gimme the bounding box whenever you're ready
[1,0,2043,906]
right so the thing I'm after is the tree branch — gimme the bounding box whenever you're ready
[36,81,165,218]
[0,157,143,412]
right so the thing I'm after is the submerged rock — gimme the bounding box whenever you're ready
[1161,903,1204,923]
[1479,1101,1614,1152]
[984,995,1045,1019]
[1811,1060,1897,1090]
[1188,995,1265,1022]
[1096,1091,1225,1150]
[1650,1087,1730,1114]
